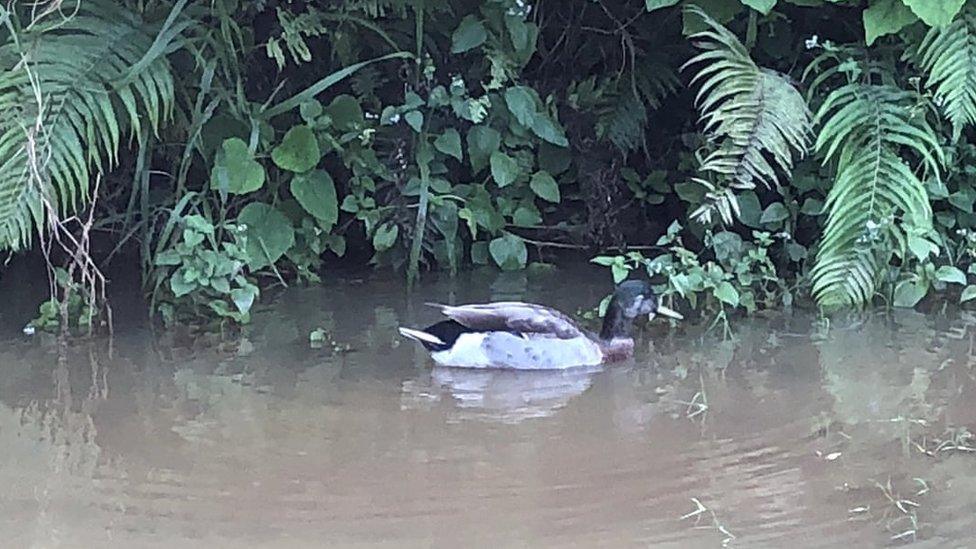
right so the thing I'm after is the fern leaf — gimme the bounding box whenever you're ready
[683,7,812,225]
[810,84,944,310]
[596,58,680,153]
[916,5,976,139]
[0,0,182,250]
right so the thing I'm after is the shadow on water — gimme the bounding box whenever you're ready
[2,266,976,547]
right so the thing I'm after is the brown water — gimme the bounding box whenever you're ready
[3,267,976,548]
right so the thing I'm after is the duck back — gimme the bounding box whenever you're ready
[432,331,603,370]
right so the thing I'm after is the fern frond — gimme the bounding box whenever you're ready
[683,7,812,224]
[810,84,944,310]
[598,58,679,153]
[916,5,976,139]
[0,0,182,250]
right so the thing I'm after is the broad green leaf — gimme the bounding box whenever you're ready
[471,241,490,264]
[962,285,976,302]
[863,0,918,45]
[786,242,808,261]
[675,181,706,204]
[185,215,214,235]
[290,170,338,229]
[505,14,527,50]
[713,281,740,307]
[184,229,205,247]
[936,265,967,285]
[490,151,519,187]
[800,197,824,215]
[170,272,196,298]
[403,92,425,110]
[513,204,542,226]
[467,126,502,172]
[611,263,629,283]
[434,128,463,160]
[760,202,790,224]
[231,285,258,314]
[272,125,321,173]
[324,94,364,131]
[740,0,777,15]
[211,277,231,294]
[238,203,296,270]
[529,171,560,202]
[210,138,265,195]
[451,15,487,53]
[529,114,569,147]
[300,100,323,123]
[404,110,424,133]
[949,190,974,213]
[893,280,928,308]
[489,234,528,271]
[373,222,399,251]
[712,231,743,263]
[504,86,537,127]
[646,0,680,11]
[682,0,744,34]
[901,0,965,27]
[325,234,346,257]
[907,235,938,261]
[737,191,763,228]
[504,14,536,60]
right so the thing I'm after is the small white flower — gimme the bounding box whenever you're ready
[389,113,401,124]
[22,324,35,336]
[805,35,819,50]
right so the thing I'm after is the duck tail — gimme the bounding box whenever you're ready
[398,327,445,346]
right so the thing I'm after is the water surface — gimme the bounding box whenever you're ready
[2,267,976,547]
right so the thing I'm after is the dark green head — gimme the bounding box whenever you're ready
[599,280,682,340]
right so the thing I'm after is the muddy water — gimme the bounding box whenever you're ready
[2,267,976,548]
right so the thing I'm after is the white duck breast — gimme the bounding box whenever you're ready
[431,331,603,370]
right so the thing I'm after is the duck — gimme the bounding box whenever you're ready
[397,280,682,370]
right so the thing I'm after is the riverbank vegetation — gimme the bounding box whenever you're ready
[4,0,976,331]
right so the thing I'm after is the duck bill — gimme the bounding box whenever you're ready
[654,304,683,321]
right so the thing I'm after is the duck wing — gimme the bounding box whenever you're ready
[428,302,584,339]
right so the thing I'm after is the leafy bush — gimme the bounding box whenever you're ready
[9,0,976,327]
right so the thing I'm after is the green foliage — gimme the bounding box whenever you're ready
[916,5,976,138]
[810,82,944,310]
[238,203,296,271]
[290,170,339,229]
[490,233,528,271]
[211,138,265,195]
[683,7,812,224]
[592,222,787,326]
[0,0,181,250]
[902,0,966,27]
[151,214,260,326]
[863,0,918,46]
[27,268,95,333]
[272,125,321,173]
[16,0,976,331]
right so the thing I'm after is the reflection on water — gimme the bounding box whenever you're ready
[2,268,976,547]
[403,365,602,424]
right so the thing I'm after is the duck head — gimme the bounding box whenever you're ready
[599,280,682,341]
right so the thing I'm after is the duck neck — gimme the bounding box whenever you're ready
[599,300,633,342]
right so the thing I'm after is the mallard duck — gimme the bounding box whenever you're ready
[398,280,682,370]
